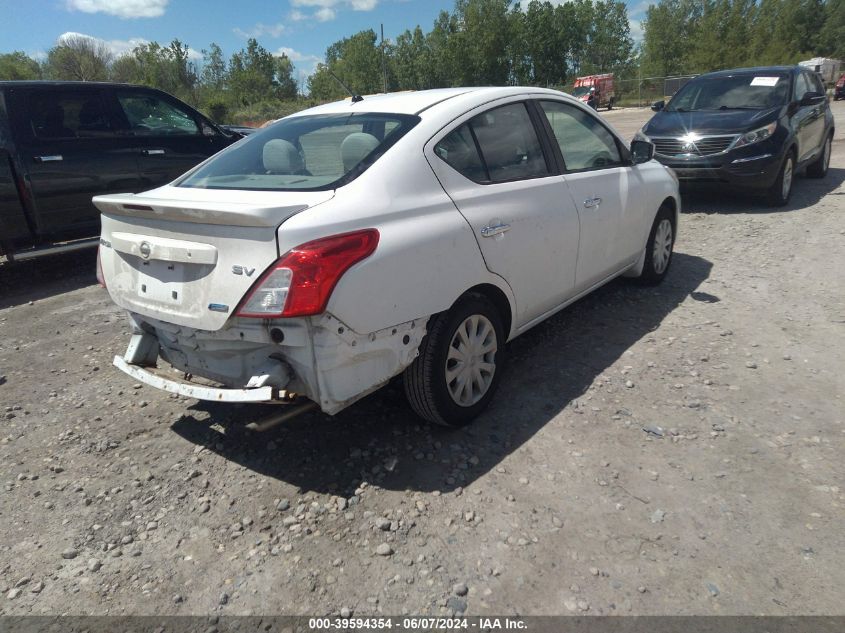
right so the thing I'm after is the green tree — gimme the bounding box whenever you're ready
[514,1,569,86]
[201,43,226,88]
[641,0,701,76]
[110,40,198,103]
[309,30,383,99]
[818,0,845,59]
[46,34,112,81]
[587,0,635,73]
[452,0,513,85]
[0,52,42,80]
[228,38,297,105]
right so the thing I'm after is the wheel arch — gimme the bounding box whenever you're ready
[459,283,515,342]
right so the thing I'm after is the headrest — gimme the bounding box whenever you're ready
[263,139,304,174]
[340,132,379,172]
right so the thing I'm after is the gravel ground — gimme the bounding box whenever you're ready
[0,103,843,617]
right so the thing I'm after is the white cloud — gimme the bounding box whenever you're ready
[290,0,379,17]
[275,46,323,76]
[289,9,308,21]
[58,31,202,61]
[291,0,338,6]
[66,0,168,19]
[314,7,336,21]
[628,16,645,43]
[233,22,287,39]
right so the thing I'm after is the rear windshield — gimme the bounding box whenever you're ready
[667,73,791,111]
[177,112,419,191]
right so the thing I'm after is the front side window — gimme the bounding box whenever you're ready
[118,92,199,136]
[435,102,549,184]
[794,73,812,101]
[28,91,113,139]
[178,113,419,191]
[539,100,622,171]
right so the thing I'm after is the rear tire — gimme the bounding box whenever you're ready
[634,206,675,286]
[807,133,832,179]
[766,152,795,207]
[403,294,506,427]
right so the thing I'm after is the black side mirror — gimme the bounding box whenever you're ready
[651,100,665,112]
[800,91,826,106]
[631,139,655,164]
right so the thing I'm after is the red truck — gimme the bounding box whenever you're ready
[572,74,615,110]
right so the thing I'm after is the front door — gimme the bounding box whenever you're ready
[113,89,230,190]
[426,101,581,327]
[535,99,642,291]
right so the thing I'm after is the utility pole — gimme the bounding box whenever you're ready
[381,23,387,93]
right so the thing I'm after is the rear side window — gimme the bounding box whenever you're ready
[539,100,622,171]
[118,92,199,136]
[178,112,419,191]
[28,91,113,139]
[435,102,549,183]
[434,124,486,182]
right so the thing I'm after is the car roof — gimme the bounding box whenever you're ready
[287,86,579,118]
[695,66,798,79]
[0,80,154,89]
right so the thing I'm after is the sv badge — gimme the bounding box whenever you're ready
[232,265,256,277]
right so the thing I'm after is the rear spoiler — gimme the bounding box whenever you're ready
[93,192,317,228]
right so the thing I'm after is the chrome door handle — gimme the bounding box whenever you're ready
[583,197,602,209]
[141,149,166,155]
[480,223,511,238]
[34,155,63,162]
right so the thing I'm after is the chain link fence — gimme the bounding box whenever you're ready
[559,74,698,108]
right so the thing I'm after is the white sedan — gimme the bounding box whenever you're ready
[94,87,679,427]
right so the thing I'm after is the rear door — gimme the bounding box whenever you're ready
[536,99,644,291]
[113,88,231,190]
[9,85,140,237]
[426,99,581,327]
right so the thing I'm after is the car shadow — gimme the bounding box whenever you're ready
[681,166,845,213]
[0,248,97,311]
[171,252,713,496]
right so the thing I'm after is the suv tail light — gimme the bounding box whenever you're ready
[236,229,379,318]
[96,246,107,288]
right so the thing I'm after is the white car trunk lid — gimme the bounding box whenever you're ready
[95,187,333,331]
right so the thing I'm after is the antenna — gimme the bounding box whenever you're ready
[381,23,387,93]
[328,69,363,103]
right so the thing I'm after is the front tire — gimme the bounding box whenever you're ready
[807,133,832,178]
[634,206,675,286]
[766,152,795,206]
[404,294,506,427]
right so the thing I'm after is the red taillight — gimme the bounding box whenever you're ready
[96,246,107,288]
[236,229,379,318]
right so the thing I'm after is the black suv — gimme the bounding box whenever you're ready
[0,81,240,262]
[636,66,834,206]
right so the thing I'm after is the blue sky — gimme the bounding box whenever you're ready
[1,0,649,83]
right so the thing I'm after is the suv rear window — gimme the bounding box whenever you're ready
[178,113,419,191]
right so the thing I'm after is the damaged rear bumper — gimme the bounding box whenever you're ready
[113,355,287,403]
[114,311,427,414]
